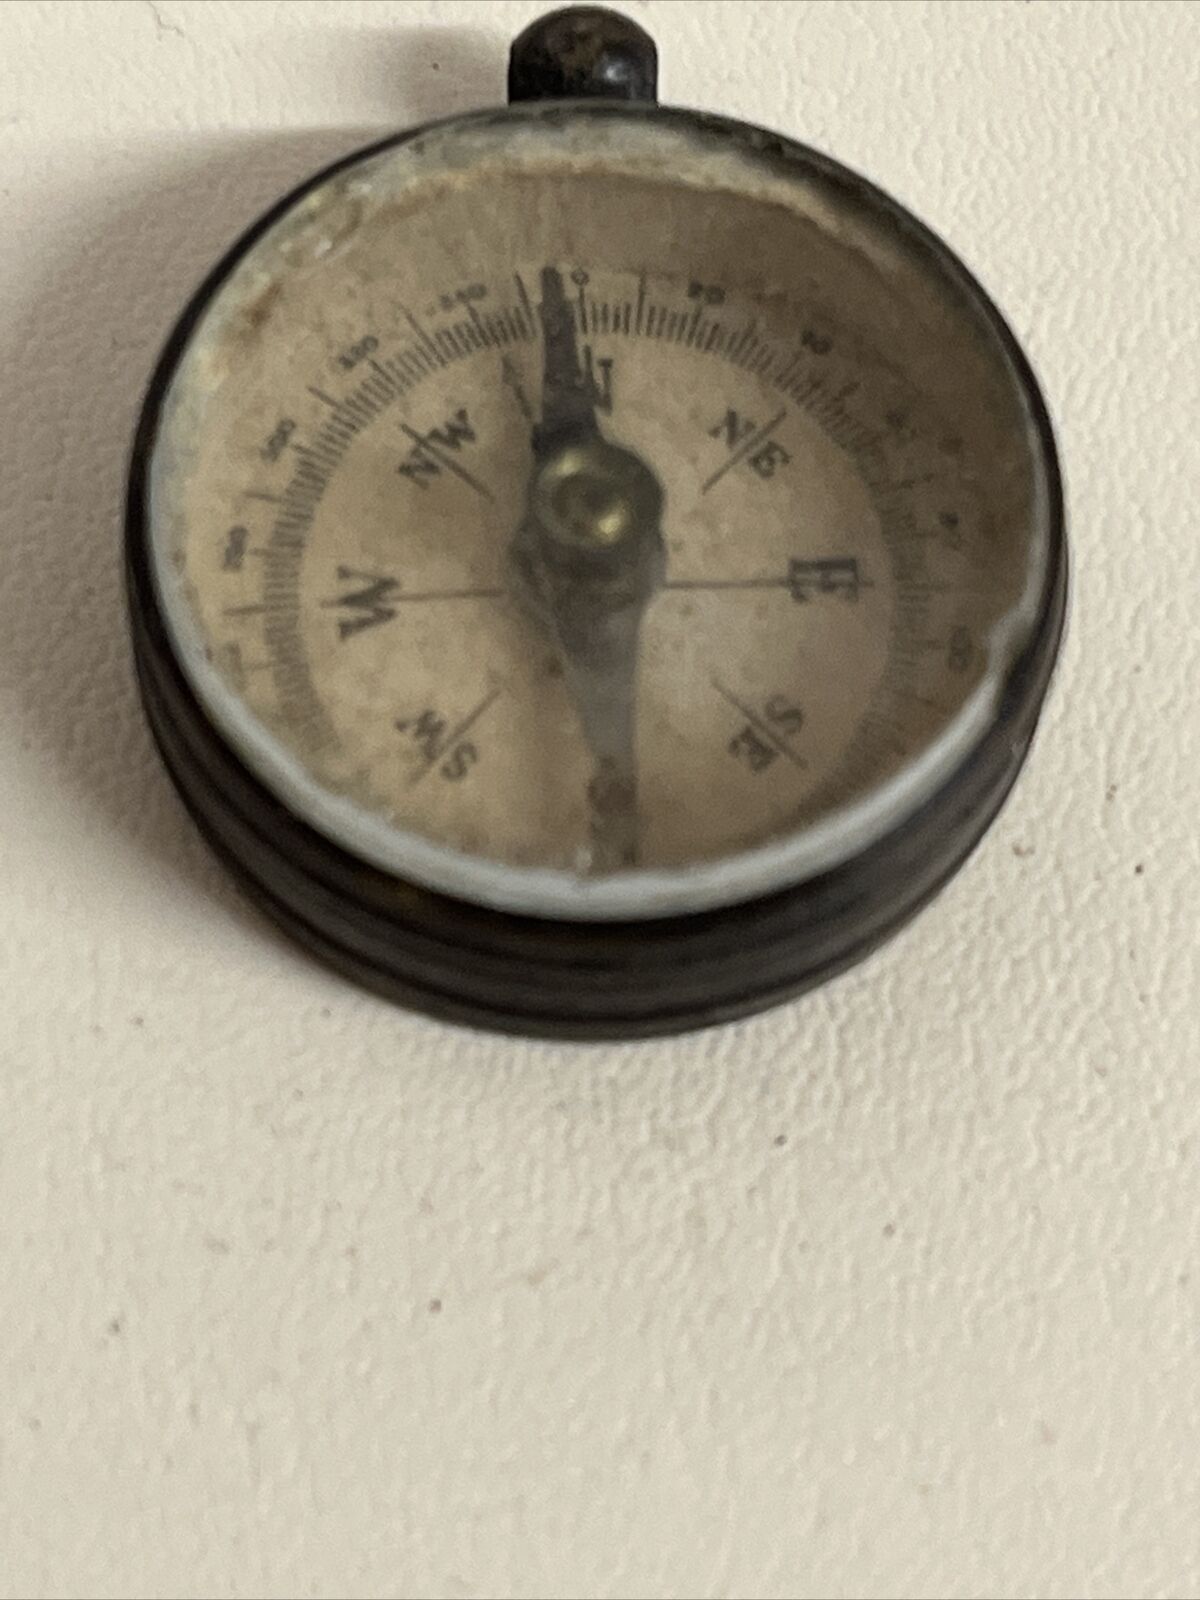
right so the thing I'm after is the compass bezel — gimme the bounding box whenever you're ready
[126,100,1067,1038]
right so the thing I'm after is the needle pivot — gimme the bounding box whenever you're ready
[532,436,662,555]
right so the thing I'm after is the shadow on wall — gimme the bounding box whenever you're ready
[0,24,501,925]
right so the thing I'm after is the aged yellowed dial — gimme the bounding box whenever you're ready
[147,114,1046,920]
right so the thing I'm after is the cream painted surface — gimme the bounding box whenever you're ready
[0,3,1196,1597]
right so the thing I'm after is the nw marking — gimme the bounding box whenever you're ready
[398,408,491,499]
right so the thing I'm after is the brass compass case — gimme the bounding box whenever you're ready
[125,7,1067,1037]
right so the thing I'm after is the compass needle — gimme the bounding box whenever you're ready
[510,267,665,872]
[127,6,1065,1036]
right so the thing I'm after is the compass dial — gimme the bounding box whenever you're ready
[146,111,1052,918]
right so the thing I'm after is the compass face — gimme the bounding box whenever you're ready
[147,108,1053,919]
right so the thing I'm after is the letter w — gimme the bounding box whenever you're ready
[322,567,399,639]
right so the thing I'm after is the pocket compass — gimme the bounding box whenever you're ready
[126,6,1067,1037]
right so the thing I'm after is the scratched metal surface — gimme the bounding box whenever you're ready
[0,3,1196,1596]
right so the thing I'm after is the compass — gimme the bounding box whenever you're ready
[126,5,1067,1038]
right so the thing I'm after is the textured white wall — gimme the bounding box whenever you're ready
[1,3,1197,1596]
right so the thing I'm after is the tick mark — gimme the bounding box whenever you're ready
[391,585,504,604]
[664,575,791,594]
[501,355,534,423]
